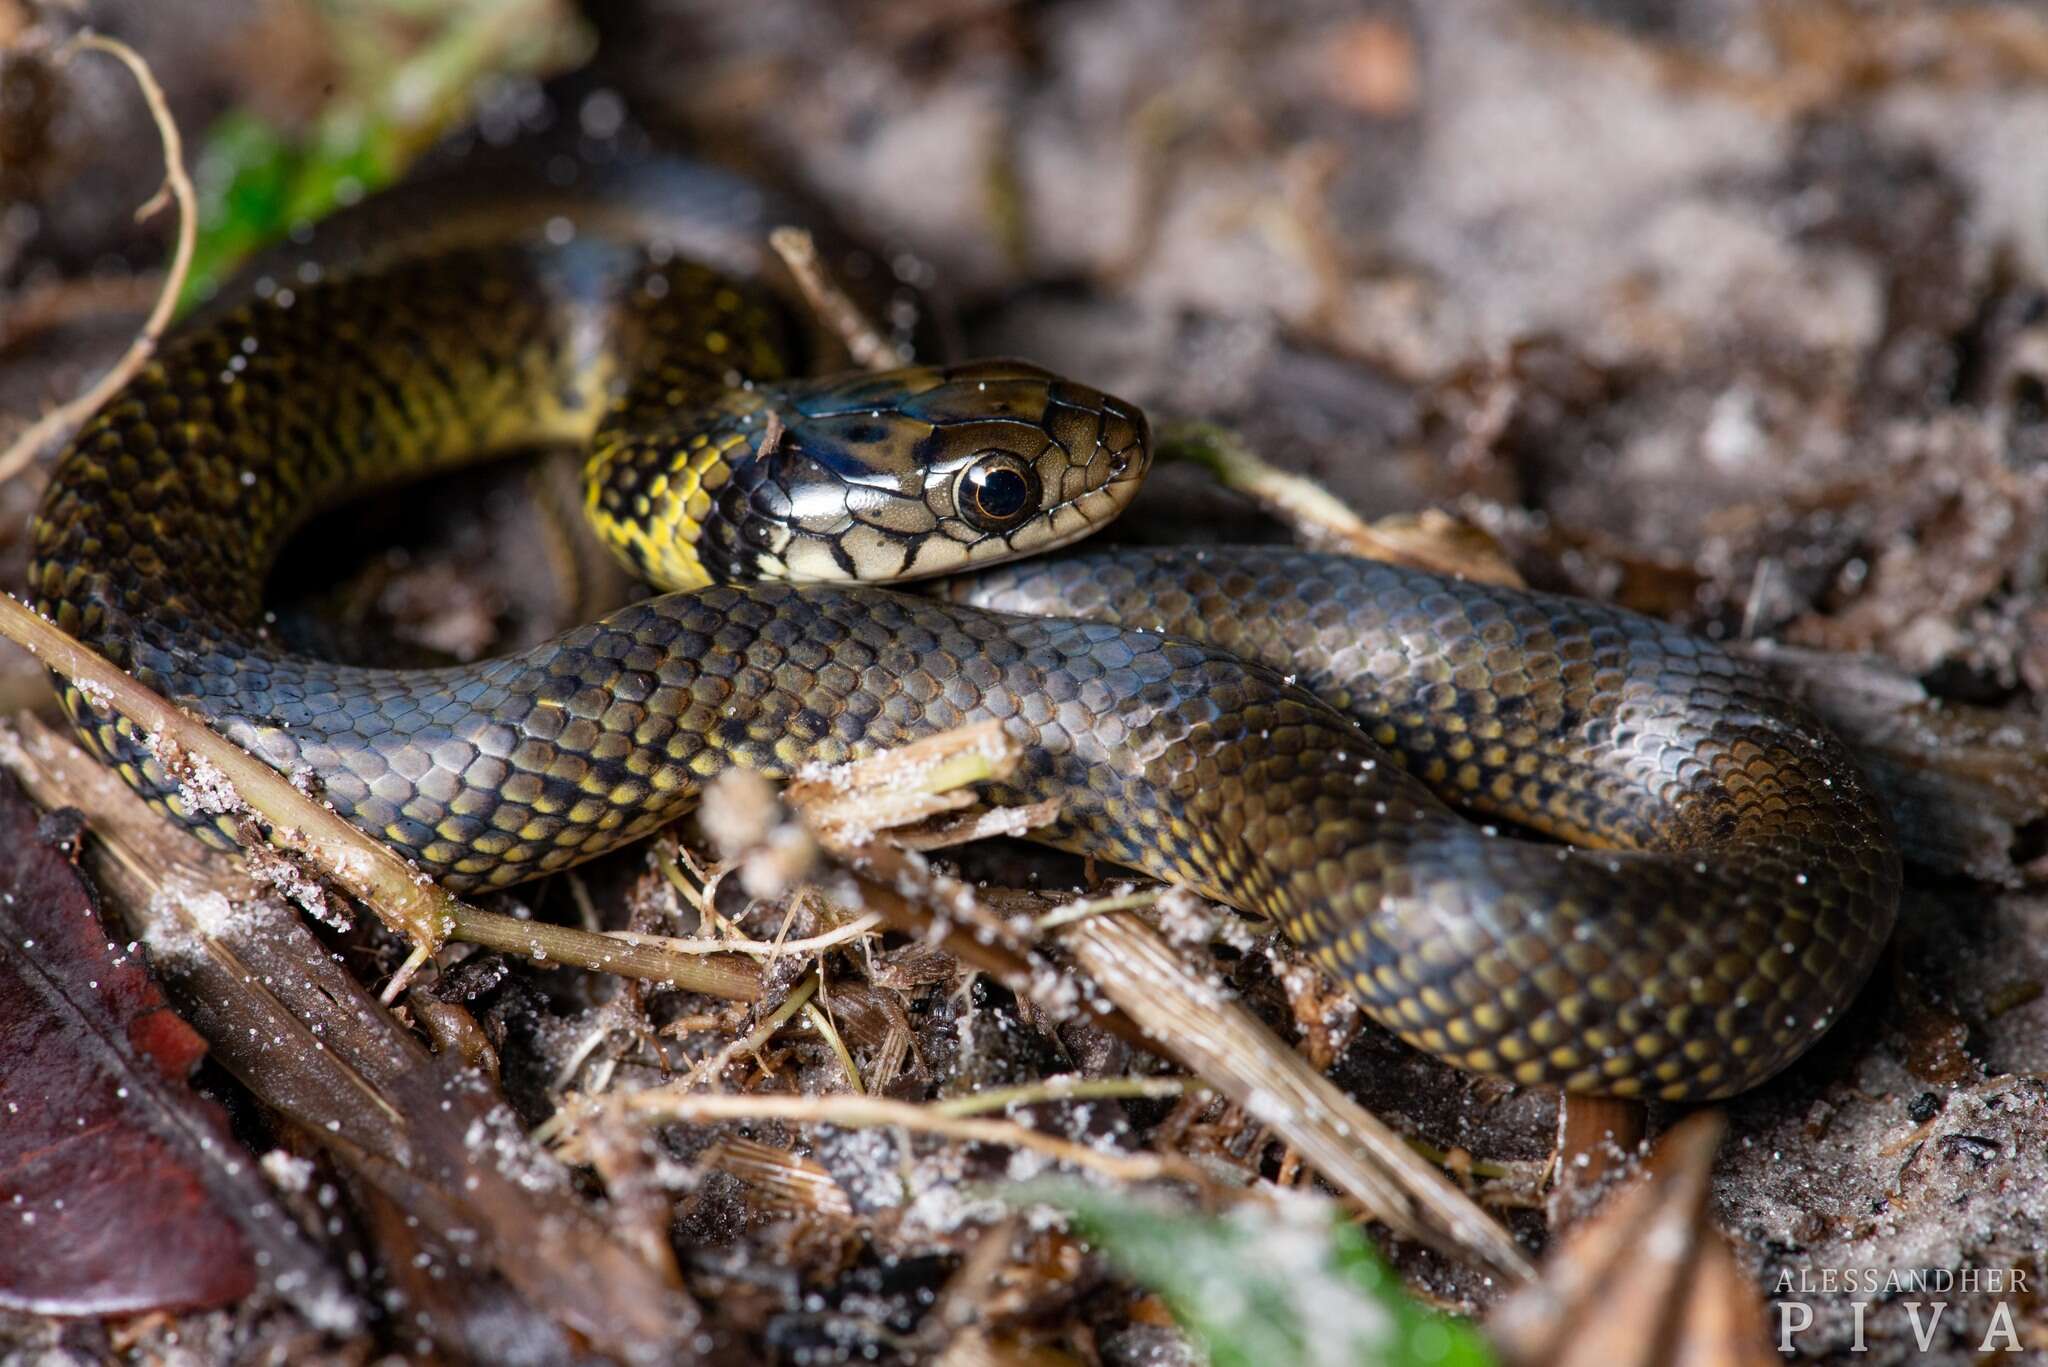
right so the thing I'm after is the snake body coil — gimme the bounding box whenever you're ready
[29,158,1900,1099]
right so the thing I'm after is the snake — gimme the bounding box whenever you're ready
[27,150,1901,1101]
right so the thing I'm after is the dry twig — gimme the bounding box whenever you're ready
[0,31,196,486]
[768,225,911,372]
[0,596,458,947]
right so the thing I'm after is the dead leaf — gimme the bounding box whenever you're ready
[0,772,259,1316]
[1490,1112,1774,1367]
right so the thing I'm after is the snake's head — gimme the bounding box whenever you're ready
[704,359,1151,584]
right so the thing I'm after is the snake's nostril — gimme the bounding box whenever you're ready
[1098,408,1144,474]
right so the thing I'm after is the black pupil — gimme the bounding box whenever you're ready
[968,464,1031,521]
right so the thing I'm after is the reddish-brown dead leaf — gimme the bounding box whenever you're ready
[0,772,258,1316]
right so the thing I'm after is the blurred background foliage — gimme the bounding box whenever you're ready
[181,0,588,305]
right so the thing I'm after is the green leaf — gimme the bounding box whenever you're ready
[183,111,295,306]
[181,107,396,312]
[1019,1185,1494,1367]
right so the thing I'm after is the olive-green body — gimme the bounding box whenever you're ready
[957,549,1899,1094]
[28,164,1900,1099]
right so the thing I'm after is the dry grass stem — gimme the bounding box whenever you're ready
[928,1075,1189,1118]
[558,1090,1214,1188]
[603,911,884,957]
[887,795,1062,850]
[1157,420,1525,586]
[454,907,763,998]
[0,31,196,486]
[804,991,866,1093]
[1032,888,1163,931]
[729,974,820,1063]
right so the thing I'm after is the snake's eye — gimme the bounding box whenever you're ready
[954,451,1042,533]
